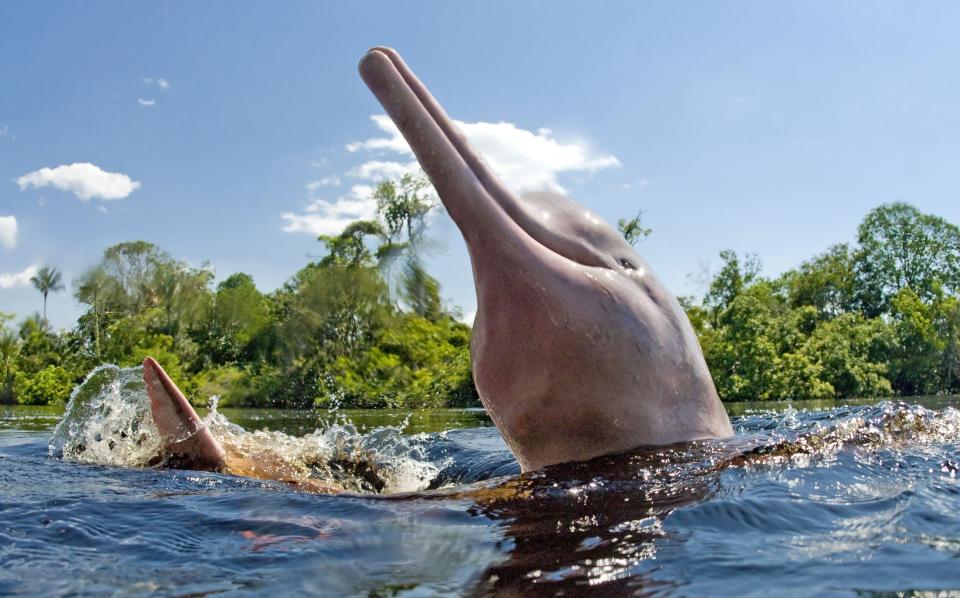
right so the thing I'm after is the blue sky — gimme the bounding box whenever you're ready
[2,2,959,328]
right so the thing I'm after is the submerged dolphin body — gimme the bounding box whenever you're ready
[358,48,733,471]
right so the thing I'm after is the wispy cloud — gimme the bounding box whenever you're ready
[345,115,413,154]
[621,179,648,190]
[283,113,620,238]
[280,185,377,236]
[0,215,17,249]
[142,77,170,90]
[345,114,620,194]
[305,176,341,191]
[0,124,8,138]
[0,265,38,289]
[16,162,141,201]
[347,160,420,182]
[139,77,169,105]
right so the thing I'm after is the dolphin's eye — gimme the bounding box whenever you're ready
[618,258,635,270]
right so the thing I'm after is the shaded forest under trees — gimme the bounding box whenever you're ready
[2,178,959,408]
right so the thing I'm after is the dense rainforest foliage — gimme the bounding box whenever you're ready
[2,175,475,409]
[2,179,959,407]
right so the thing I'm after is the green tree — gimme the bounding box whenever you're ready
[13,365,73,405]
[940,297,960,393]
[374,173,435,251]
[855,202,960,315]
[704,250,763,318]
[100,241,170,312]
[400,260,443,321]
[318,220,384,268]
[147,260,213,340]
[74,267,114,359]
[800,312,893,398]
[373,173,444,317]
[326,314,475,408]
[30,266,64,323]
[275,264,391,406]
[617,210,652,246]
[0,314,19,403]
[200,273,274,365]
[887,287,945,395]
[783,244,857,318]
[703,282,789,400]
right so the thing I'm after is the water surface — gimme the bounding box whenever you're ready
[1,370,959,595]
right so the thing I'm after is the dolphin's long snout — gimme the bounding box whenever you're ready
[359,48,528,250]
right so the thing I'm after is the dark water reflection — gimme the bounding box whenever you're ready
[2,397,960,596]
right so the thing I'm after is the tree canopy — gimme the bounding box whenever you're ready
[2,196,959,407]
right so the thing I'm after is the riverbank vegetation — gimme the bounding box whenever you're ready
[688,202,960,400]
[2,180,958,407]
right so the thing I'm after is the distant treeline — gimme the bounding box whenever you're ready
[2,175,476,409]
[685,202,960,400]
[2,181,958,407]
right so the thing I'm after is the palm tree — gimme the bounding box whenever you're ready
[30,266,64,323]
[75,267,112,359]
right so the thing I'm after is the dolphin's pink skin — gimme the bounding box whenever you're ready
[143,357,225,471]
[359,48,733,471]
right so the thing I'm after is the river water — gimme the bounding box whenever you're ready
[1,365,959,596]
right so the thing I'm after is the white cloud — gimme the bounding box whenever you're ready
[0,124,8,138]
[137,98,155,107]
[142,77,170,90]
[622,179,648,190]
[0,216,16,249]
[460,309,476,326]
[347,160,420,181]
[0,265,37,289]
[305,176,341,191]
[461,121,620,193]
[16,163,141,201]
[283,113,620,239]
[346,115,413,154]
[281,185,377,236]
[346,114,620,194]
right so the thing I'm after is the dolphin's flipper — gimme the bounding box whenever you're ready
[143,357,225,471]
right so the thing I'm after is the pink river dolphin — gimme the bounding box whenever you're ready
[142,48,732,476]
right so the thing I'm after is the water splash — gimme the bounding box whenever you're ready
[739,401,960,466]
[48,365,442,494]
[46,364,959,502]
[205,406,441,494]
[14,388,960,596]
[49,365,162,467]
